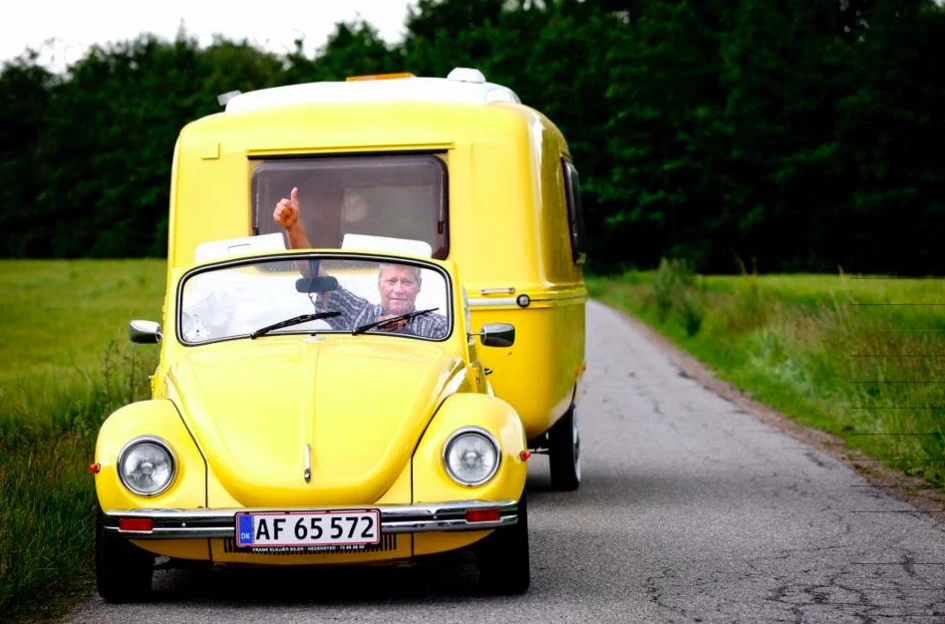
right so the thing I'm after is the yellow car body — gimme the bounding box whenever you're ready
[94,249,531,600]
[163,69,587,491]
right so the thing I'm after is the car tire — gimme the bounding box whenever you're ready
[549,405,581,491]
[475,493,530,595]
[95,508,154,603]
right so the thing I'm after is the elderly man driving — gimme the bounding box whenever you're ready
[274,187,448,339]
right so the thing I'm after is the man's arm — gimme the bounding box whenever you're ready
[274,187,314,251]
[274,186,320,279]
[273,188,387,330]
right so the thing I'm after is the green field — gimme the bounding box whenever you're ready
[0,259,165,621]
[0,260,166,389]
[588,260,945,491]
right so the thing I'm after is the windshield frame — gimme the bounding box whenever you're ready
[175,251,455,347]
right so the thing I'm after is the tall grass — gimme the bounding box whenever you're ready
[0,260,164,620]
[588,261,945,490]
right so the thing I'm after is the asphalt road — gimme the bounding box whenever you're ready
[65,300,945,623]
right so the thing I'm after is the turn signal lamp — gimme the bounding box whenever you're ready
[346,72,416,81]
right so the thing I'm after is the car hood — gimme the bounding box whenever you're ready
[168,338,463,507]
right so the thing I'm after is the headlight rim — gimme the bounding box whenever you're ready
[442,426,502,487]
[117,435,177,497]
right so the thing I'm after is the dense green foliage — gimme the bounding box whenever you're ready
[1,0,943,274]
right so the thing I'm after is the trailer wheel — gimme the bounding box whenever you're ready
[549,405,580,490]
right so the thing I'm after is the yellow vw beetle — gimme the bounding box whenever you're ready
[93,247,530,601]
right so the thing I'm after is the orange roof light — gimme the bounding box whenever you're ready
[346,72,416,81]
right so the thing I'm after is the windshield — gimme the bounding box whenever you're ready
[178,255,452,345]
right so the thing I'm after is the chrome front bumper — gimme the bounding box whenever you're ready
[103,500,519,539]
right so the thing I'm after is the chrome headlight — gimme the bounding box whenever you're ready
[118,436,176,496]
[443,427,500,486]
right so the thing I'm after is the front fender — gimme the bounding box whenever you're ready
[94,400,207,512]
[412,393,527,504]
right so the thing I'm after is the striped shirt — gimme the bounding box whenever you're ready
[314,284,450,340]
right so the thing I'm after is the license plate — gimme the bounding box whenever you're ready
[235,510,380,548]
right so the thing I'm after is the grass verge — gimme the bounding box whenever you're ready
[0,259,164,621]
[587,259,945,493]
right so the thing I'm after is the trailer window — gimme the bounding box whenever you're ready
[252,154,448,259]
[562,159,586,264]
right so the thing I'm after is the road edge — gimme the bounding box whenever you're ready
[597,299,945,525]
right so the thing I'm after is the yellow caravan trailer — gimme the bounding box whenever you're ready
[165,68,587,490]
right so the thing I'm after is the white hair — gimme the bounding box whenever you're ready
[378,263,422,284]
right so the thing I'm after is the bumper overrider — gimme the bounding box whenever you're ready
[103,500,519,539]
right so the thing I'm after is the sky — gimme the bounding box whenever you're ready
[1,0,416,73]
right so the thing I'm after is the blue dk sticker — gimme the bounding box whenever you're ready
[238,515,254,545]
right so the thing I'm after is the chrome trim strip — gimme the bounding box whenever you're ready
[529,294,587,304]
[468,297,517,308]
[103,500,518,539]
[468,294,587,309]
[383,515,516,533]
[117,527,225,538]
[373,499,517,518]
[480,287,515,295]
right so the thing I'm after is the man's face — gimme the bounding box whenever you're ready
[379,265,421,316]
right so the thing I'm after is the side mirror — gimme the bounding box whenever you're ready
[129,320,162,344]
[476,323,515,347]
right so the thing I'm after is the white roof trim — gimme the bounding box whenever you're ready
[194,233,286,263]
[341,234,433,258]
[223,71,521,113]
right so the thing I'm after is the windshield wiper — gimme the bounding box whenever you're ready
[250,311,342,339]
[352,308,439,336]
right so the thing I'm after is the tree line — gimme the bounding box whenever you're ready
[1,0,943,275]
